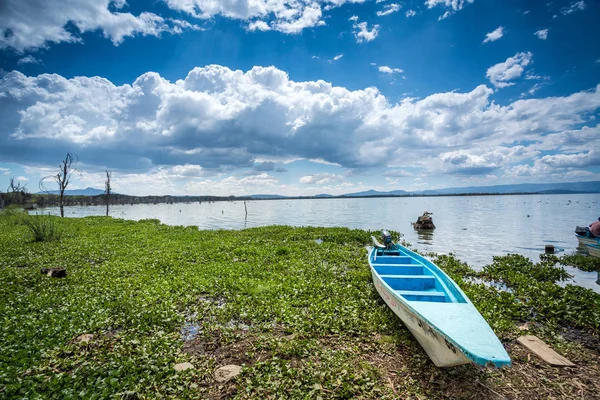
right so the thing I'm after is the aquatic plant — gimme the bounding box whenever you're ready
[0,216,599,398]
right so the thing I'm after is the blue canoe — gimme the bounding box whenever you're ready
[369,238,511,368]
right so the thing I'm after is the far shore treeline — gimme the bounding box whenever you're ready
[1,190,599,210]
[1,152,599,209]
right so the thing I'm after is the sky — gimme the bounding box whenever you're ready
[0,0,599,197]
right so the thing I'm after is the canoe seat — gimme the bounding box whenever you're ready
[381,275,436,291]
[396,290,447,303]
[373,264,424,275]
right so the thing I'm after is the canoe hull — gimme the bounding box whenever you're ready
[587,244,600,258]
[577,235,599,250]
[371,269,470,367]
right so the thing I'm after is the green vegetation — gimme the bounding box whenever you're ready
[0,215,599,399]
[21,214,64,242]
[541,253,600,272]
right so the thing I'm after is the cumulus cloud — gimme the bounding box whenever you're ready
[352,21,380,43]
[1,65,600,187]
[561,1,586,15]
[482,26,504,43]
[376,4,401,17]
[486,52,533,88]
[534,29,548,40]
[425,0,475,20]
[331,54,344,62]
[378,66,403,74]
[405,9,417,17]
[247,20,271,31]
[439,147,537,175]
[0,0,200,52]
[300,173,345,184]
[0,168,10,176]
[383,169,413,177]
[164,0,366,34]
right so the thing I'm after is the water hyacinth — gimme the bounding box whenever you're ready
[0,214,599,398]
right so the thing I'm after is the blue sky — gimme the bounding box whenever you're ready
[1,0,599,196]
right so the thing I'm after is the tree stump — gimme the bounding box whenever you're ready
[41,268,67,278]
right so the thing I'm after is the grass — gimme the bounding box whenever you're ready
[21,214,63,242]
[0,215,599,399]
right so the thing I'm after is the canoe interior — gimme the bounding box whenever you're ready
[372,248,466,304]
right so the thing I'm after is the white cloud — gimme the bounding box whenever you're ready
[486,51,533,88]
[383,169,413,177]
[2,65,600,190]
[0,168,10,176]
[164,0,366,35]
[405,9,417,17]
[300,173,345,184]
[349,15,359,21]
[376,3,401,17]
[331,54,344,62]
[15,176,29,181]
[521,83,544,97]
[482,26,504,44]
[561,1,585,15]
[534,29,549,40]
[425,0,475,20]
[378,66,403,74]
[525,70,550,81]
[17,56,42,65]
[248,20,271,31]
[352,21,380,43]
[0,0,199,52]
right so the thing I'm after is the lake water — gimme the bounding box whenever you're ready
[35,193,600,292]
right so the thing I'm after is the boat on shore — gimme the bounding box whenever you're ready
[369,232,511,368]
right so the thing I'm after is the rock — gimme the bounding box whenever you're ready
[76,334,94,343]
[41,268,66,278]
[174,362,195,372]
[214,364,242,382]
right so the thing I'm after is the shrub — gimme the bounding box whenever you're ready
[22,214,63,242]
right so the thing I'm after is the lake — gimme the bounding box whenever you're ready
[35,193,600,292]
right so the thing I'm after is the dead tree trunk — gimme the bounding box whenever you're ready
[41,152,78,217]
[105,170,111,217]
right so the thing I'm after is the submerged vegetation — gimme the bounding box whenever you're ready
[0,214,599,399]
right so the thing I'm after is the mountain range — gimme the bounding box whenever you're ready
[37,187,106,196]
[37,181,600,198]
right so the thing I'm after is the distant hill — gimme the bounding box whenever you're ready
[31,180,600,200]
[343,189,408,197]
[248,194,288,199]
[37,187,105,196]
[411,181,600,195]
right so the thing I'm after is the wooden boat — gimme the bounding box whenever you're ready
[575,226,599,251]
[369,233,511,368]
[586,244,600,258]
[576,235,599,250]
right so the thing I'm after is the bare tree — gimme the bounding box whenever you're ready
[6,177,29,206]
[105,170,111,216]
[40,152,79,217]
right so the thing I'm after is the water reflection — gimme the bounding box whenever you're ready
[416,229,434,245]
